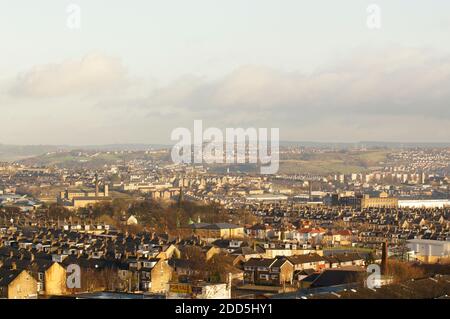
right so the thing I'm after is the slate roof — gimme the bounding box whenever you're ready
[310,269,365,288]
[0,268,22,287]
[288,253,326,264]
[188,223,242,230]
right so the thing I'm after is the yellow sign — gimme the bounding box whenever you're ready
[169,284,192,294]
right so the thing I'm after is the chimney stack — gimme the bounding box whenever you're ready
[381,241,388,275]
[95,173,99,197]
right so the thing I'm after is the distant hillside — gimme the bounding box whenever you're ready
[280,141,450,149]
[0,144,68,162]
[18,149,171,169]
[0,144,170,162]
[68,144,171,151]
[278,149,389,175]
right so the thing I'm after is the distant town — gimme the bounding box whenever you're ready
[0,145,449,299]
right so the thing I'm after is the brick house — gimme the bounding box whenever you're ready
[243,257,293,286]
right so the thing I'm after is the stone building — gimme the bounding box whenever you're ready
[0,268,38,299]
[360,192,398,208]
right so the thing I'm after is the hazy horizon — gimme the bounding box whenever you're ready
[1,140,450,147]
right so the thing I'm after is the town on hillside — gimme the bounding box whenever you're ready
[1,146,449,299]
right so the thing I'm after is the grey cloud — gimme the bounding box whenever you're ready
[10,53,128,98]
[88,47,450,142]
[128,48,450,127]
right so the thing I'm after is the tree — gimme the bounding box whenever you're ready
[206,254,235,283]
[386,260,425,283]
[47,203,72,219]
[365,251,376,265]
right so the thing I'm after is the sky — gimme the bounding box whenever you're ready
[0,0,450,145]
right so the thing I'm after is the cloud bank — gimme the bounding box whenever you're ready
[139,48,450,121]
[10,53,128,98]
[3,47,450,144]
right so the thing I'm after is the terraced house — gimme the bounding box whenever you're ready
[187,223,245,242]
[0,268,37,299]
[243,257,294,286]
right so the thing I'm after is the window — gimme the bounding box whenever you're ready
[38,273,44,281]
[259,274,269,280]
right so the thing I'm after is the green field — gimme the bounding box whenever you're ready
[19,150,170,168]
[279,150,389,175]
